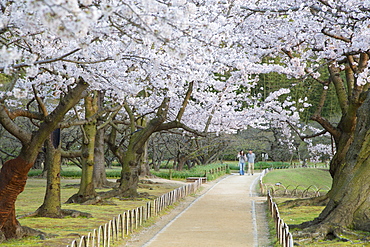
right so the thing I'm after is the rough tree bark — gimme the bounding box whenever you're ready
[93,91,110,188]
[94,125,109,188]
[67,92,98,203]
[295,90,370,236]
[36,131,63,218]
[0,79,88,241]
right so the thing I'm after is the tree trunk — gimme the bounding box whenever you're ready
[118,108,165,196]
[36,132,62,217]
[120,149,140,197]
[297,91,370,233]
[0,157,34,239]
[94,126,109,188]
[139,140,151,176]
[93,92,109,188]
[176,154,187,171]
[67,93,98,203]
[324,92,370,230]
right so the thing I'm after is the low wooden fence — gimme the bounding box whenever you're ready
[204,165,229,176]
[267,191,294,247]
[260,168,293,246]
[67,179,203,247]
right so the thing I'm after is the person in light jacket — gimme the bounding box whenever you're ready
[247,149,256,175]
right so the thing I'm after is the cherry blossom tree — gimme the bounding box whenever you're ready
[0,0,263,239]
[0,0,335,242]
[229,0,370,238]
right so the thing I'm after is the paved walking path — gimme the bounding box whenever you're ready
[125,173,270,247]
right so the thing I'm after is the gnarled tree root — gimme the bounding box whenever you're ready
[17,209,92,220]
[0,226,47,243]
[290,222,368,245]
[61,209,93,218]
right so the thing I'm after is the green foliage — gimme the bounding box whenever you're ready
[28,166,122,178]
[0,73,11,85]
[151,163,229,181]
[226,161,292,171]
[255,161,290,170]
[255,66,341,122]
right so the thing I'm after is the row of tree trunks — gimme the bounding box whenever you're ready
[0,79,89,240]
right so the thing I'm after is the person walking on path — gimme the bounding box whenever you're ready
[237,150,247,175]
[247,149,256,175]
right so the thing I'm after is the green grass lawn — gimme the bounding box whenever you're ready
[5,176,184,247]
[263,168,332,196]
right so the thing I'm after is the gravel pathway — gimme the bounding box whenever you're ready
[124,173,271,247]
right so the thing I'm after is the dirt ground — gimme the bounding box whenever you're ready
[122,174,271,247]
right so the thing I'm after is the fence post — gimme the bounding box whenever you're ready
[78,236,87,247]
[68,239,78,247]
[267,190,294,247]
[260,179,265,195]
[117,214,124,239]
[91,229,97,246]
[287,232,293,247]
[124,211,130,235]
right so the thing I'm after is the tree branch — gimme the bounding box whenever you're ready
[26,77,89,160]
[328,63,349,115]
[286,120,328,141]
[61,150,82,158]
[313,83,329,117]
[0,105,32,144]
[240,5,301,13]
[321,28,351,43]
[310,115,341,139]
[0,48,81,72]
[32,84,48,116]
[5,109,44,121]
[176,81,193,121]
[58,104,122,129]
[156,121,206,137]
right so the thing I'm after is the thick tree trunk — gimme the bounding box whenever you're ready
[139,140,151,176]
[36,135,62,217]
[67,93,98,203]
[93,91,109,188]
[316,92,370,231]
[176,155,187,171]
[0,157,33,239]
[94,126,109,188]
[118,117,161,196]
[120,160,140,197]
[296,91,370,234]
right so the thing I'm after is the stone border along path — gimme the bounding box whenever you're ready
[124,173,271,247]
